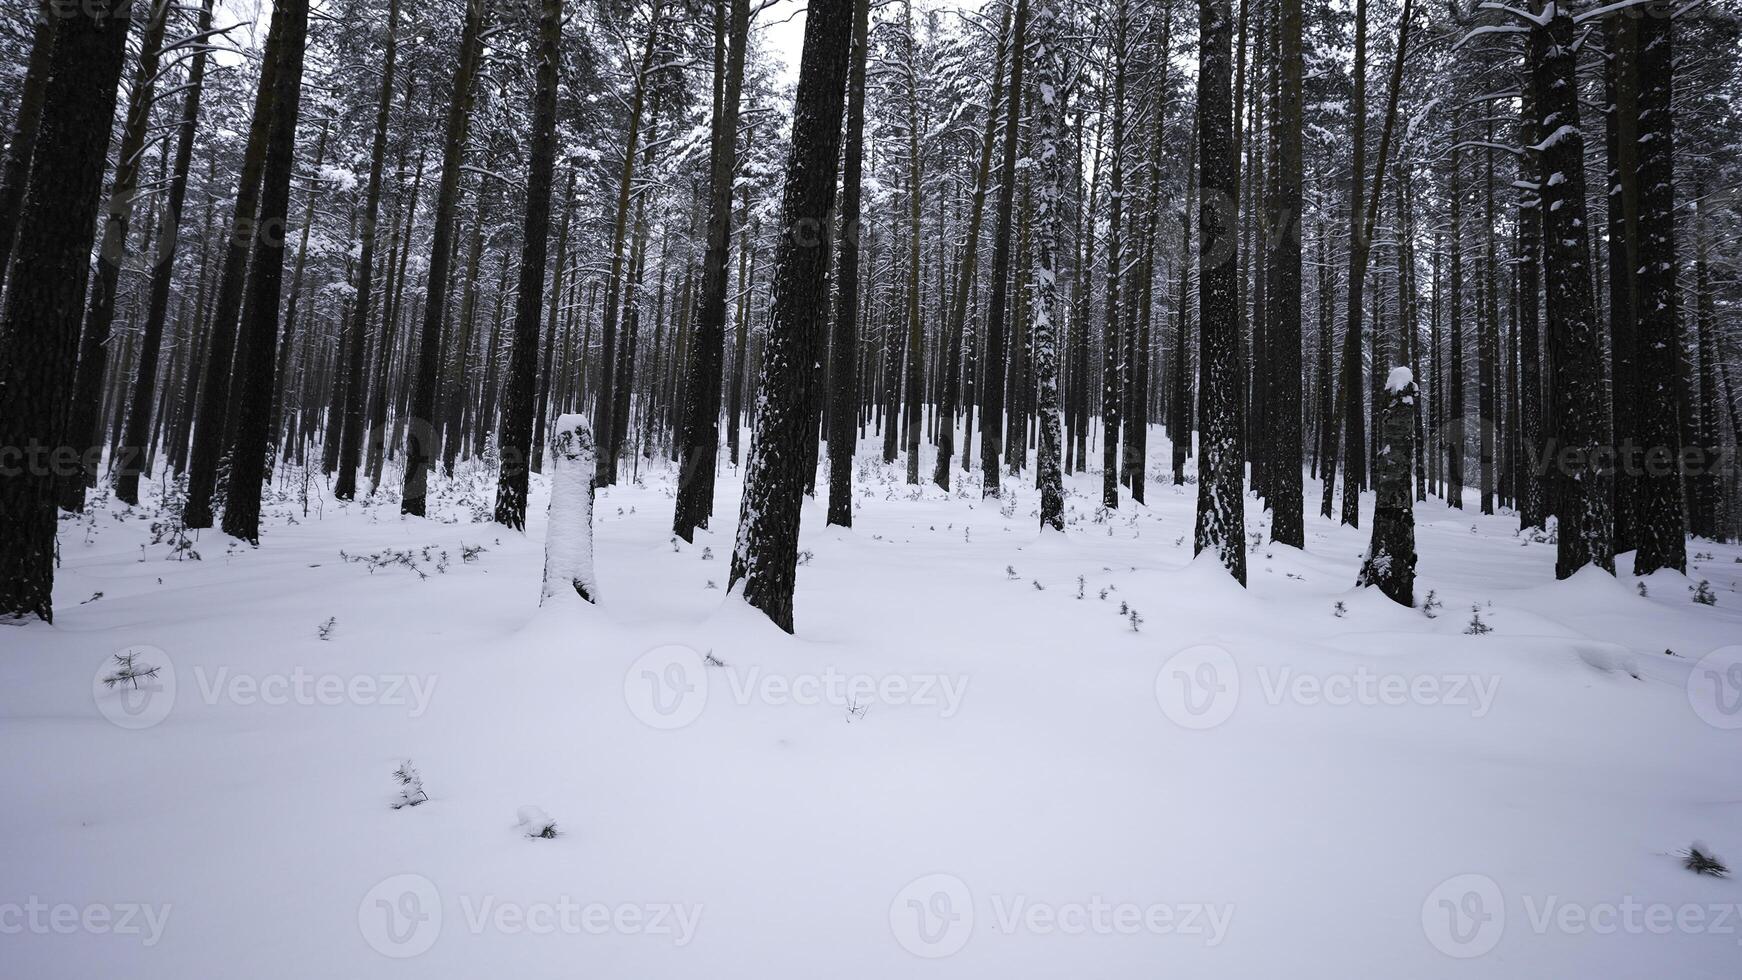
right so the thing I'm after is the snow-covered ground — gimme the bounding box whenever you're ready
[4,428,1740,978]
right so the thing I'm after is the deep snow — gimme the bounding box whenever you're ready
[3,427,1740,978]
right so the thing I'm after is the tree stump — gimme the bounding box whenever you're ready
[542,414,597,604]
[1358,367,1417,606]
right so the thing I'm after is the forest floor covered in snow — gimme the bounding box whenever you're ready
[4,429,1741,978]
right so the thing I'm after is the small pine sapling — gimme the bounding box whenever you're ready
[391,761,429,809]
[1464,606,1493,635]
[516,805,558,839]
[1691,580,1716,606]
[102,652,162,689]
[1683,843,1728,877]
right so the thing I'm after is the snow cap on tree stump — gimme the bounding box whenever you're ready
[543,414,598,604]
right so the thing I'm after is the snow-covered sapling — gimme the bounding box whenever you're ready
[1464,607,1492,635]
[1333,601,1347,618]
[1128,609,1143,632]
[1683,843,1728,878]
[541,415,598,605]
[516,805,558,839]
[1636,581,1649,598]
[1691,580,1716,606]
[1076,575,1085,599]
[1422,590,1442,619]
[391,761,429,809]
[1005,564,1019,580]
[317,616,337,641]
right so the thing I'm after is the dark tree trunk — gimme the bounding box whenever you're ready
[727,0,857,632]
[0,0,133,622]
[182,3,286,527]
[1357,372,1417,606]
[1628,12,1685,575]
[0,0,54,292]
[403,0,487,516]
[492,0,563,529]
[1193,0,1246,585]
[1515,62,1546,530]
[1267,0,1303,546]
[1029,0,1066,531]
[61,0,172,514]
[827,0,872,524]
[978,0,1027,497]
[115,0,215,506]
[675,0,751,540]
[1101,0,1129,510]
[220,0,309,543]
[1530,3,1614,578]
[332,0,401,501]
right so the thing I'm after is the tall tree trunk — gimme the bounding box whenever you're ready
[0,0,133,621]
[727,0,857,632]
[220,0,309,543]
[978,0,1028,497]
[1029,0,1066,531]
[1194,0,1246,584]
[115,0,215,506]
[1629,11,1685,575]
[492,0,564,529]
[0,0,54,293]
[827,0,872,524]
[333,0,402,501]
[1267,0,1303,546]
[1530,3,1613,579]
[61,0,173,514]
[1102,0,1129,510]
[675,0,751,539]
[403,0,488,515]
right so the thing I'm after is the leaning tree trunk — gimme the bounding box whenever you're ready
[403,0,487,517]
[1357,368,1417,606]
[827,0,873,524]
[1193,0,1246,585]
[115,0,216,506]
[0,0,132,622]
[492,0,564,530]
[220,0,310,544]
[727,0,858,633]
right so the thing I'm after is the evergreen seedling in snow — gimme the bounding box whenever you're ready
[1465,607,1493,635]
[102,652,161,689]
[516,805,558,839]
[391,761,429,809]
[1684,843,1728,877]
[1691,580,1715,606]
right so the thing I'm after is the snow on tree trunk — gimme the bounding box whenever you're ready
[1029,0,1065,531]
[543,415,598,605]
[1358,368,1417,607]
